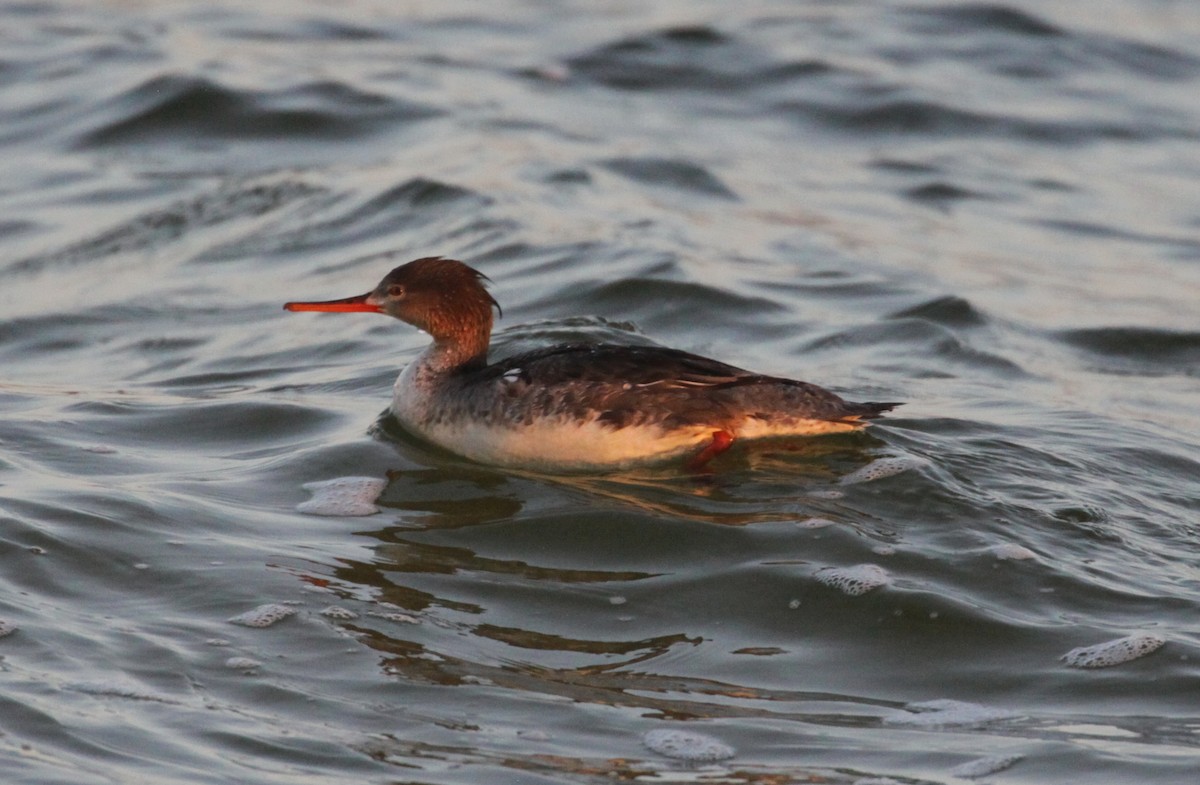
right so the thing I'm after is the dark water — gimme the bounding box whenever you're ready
[2,1,1199,783]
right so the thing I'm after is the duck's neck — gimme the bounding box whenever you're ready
[414,327,491,378]
[403,290,495,378]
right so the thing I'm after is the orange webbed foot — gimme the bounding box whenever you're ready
[686,430,735,471]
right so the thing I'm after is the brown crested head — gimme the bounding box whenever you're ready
[285,257,501,365]
[367,256,499,335]
[366,258,501,370]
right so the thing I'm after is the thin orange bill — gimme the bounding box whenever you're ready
[283,293,381,313]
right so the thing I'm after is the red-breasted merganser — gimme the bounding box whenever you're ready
[284,257,898,472]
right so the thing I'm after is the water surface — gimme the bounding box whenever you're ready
[2,1,1198,783]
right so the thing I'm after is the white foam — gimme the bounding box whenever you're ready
[532,63,571,82]
[840,456,924,485]
[368,610,419,624]
[320,605,359,620]
[816,564,890,596]
[796,516,837,529]
[992,543,1037,561]
[70,679,178,704]
[461,675,495,686]
[0,619,17,638]
[642,728,735,762]
[228,603,297,628]
[297,476,387,517]
[224,657,262,670]
[1061,634,1165,668]
[887,699,1021,727]
[950,753,1023,778]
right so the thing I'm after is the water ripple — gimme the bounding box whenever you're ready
[77,74,441,148]
[2,2,1199,783]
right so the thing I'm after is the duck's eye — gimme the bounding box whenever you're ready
[387,284,405,298]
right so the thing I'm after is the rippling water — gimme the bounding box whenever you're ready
[2,1,1198,783]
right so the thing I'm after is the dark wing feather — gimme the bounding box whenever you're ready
[469,343,759,388]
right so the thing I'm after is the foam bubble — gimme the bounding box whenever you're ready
[992,543,1037,561]
[369,610,419,624]
[531,63,571,82]
[297,477,387,517]
[816,564,890,596]
[642,728,735,762]
[224,656,262,670]
[461,675,495,686]
[320,605,359,620]
[1061,634,1165,668]
[950,754,1023,778]
[888,699,1021,727]
[841,456,924,485]
[228,603,297,628]
[0,619,17,638]
[797,516,837,529]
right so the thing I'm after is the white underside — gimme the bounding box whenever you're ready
[409,412,712,471]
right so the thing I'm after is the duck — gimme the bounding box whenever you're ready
[284,257,898,472]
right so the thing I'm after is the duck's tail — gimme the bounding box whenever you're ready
[839,400,902,424]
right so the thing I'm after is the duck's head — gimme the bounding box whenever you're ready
[285,257,501,350]
[285,257,501,370]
